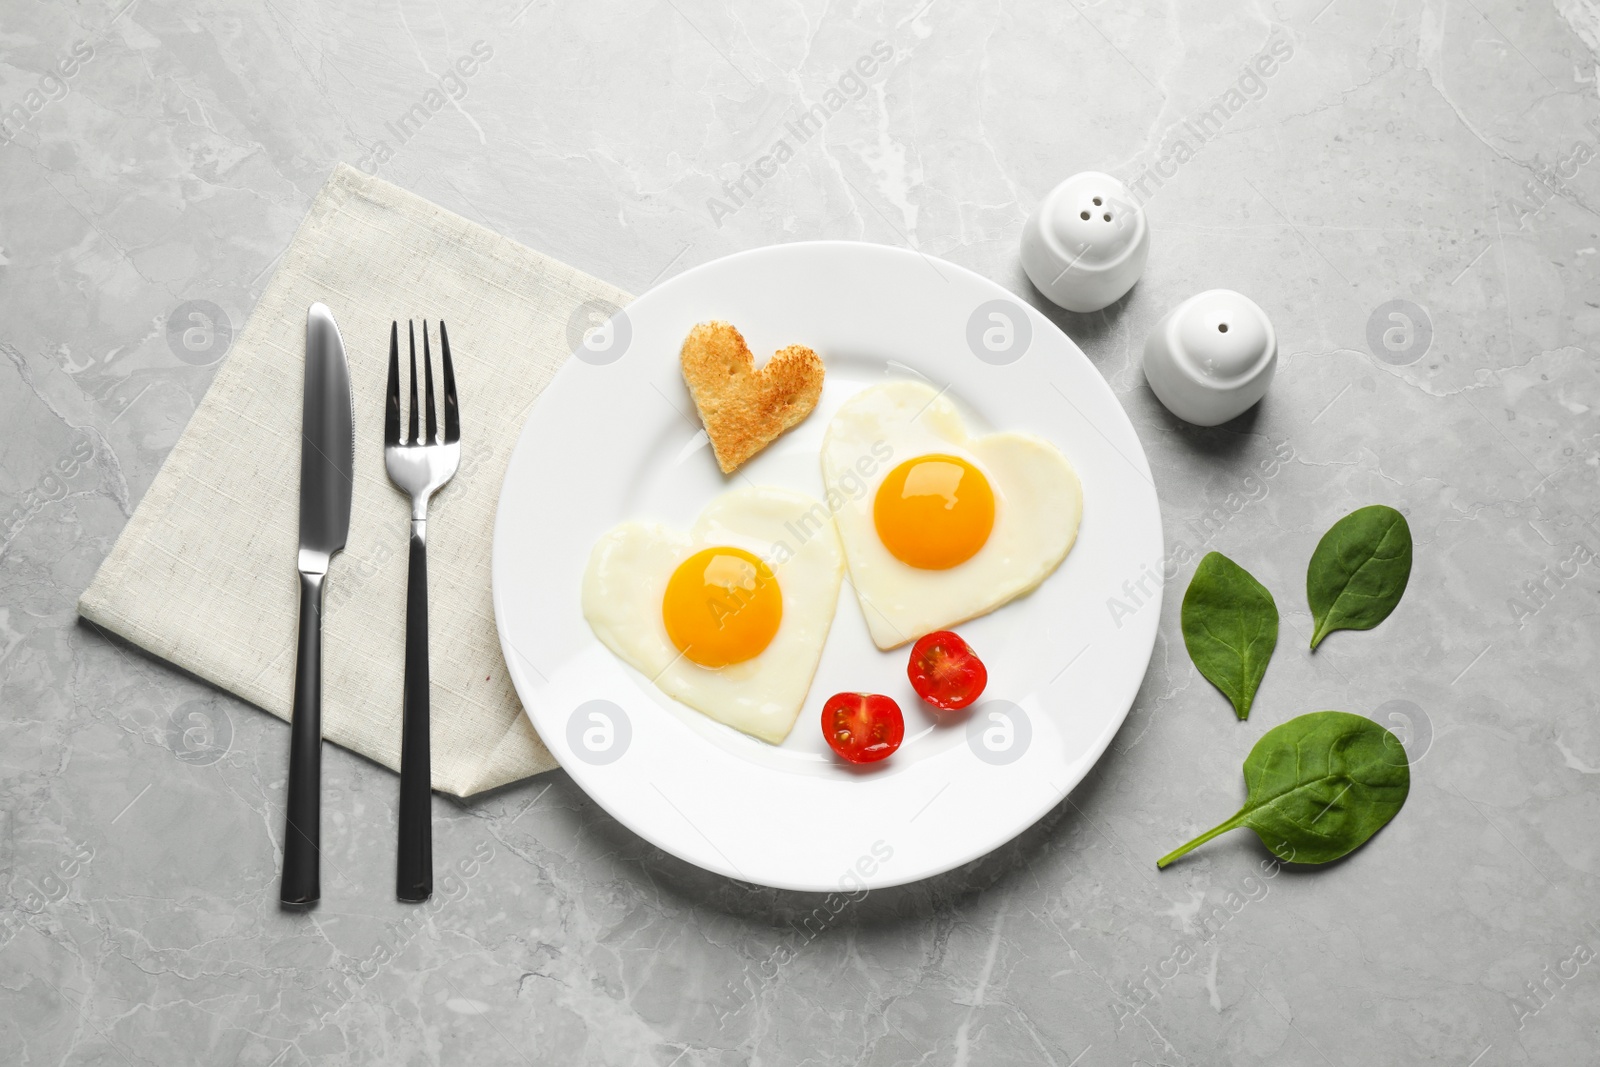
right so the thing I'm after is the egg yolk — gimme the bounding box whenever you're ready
[874,454,995,569]
[662,547,782,668]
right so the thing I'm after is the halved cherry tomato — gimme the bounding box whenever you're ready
[907,630,988,710]
[821,692,904,763]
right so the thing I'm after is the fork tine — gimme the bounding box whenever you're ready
[385,321,401,447]
[407,320,420,446]
[438,321,459,444]
[422,320,438,445]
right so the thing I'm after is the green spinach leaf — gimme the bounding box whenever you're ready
[1307,505,1412,649]
[1181,552,1279,721]
[1156,711,1410,868]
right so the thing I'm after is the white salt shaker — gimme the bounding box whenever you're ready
[1142,289,1277,426]
[1021,171,1150,313]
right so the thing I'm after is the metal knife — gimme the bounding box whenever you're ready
[280,302,355,907]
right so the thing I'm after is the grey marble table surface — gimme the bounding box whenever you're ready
[5,0,1600,1064]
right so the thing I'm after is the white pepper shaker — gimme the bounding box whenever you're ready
[1021,171,1150,313]
[1142,289,1277,426]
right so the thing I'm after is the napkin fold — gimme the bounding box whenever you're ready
[79,163,631,796]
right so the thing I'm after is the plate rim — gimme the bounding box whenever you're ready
[491,238,1163,891]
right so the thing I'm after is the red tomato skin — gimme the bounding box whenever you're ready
[907,631,988,711]
[821,692,905,764]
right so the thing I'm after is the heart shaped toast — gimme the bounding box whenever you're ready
[680,320,824,473]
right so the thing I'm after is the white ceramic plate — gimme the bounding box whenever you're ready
[492,242,1161,892]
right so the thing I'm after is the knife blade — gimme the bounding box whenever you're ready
[280,302,354,906]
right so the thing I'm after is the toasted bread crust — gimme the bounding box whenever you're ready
[680,321,824,473]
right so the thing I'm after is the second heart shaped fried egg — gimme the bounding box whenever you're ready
[820,381,1083,650]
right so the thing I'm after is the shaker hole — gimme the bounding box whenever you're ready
[1092,196,1102,206]
[1103,213,1112,221]
[1218,323,1229,333]
[1080,211,1090,220]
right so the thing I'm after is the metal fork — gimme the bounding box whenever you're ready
[385,319,460,903]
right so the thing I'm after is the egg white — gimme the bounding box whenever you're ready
[581,486,844,744]
[820,380,1083,649]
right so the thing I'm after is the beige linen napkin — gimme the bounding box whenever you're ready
[79,163,631,796]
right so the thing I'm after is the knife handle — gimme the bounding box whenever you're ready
[396,522,433,903]
[281,570,325,906]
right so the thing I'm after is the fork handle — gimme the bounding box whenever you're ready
[281,569,325,906]
[397,520,433,902]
